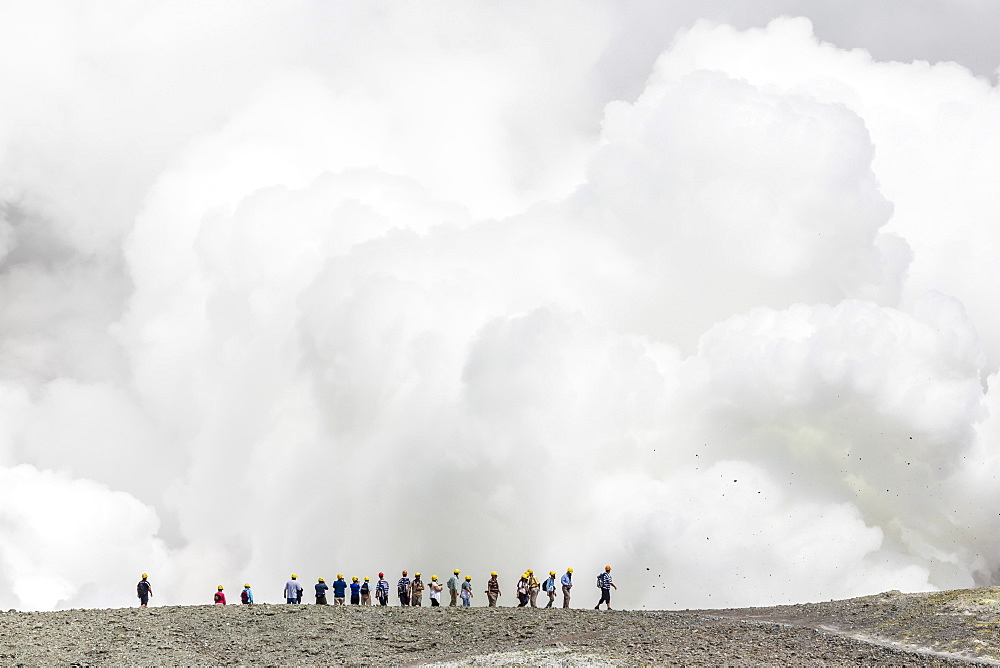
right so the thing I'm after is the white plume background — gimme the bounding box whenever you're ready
[1,2,999,610]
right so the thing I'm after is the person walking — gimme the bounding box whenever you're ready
[350,577,361,605]
[397,570,411,606]
[595,565,617,610]
[333,574,348,605]
[460,575,473,607]
[486,572,501,607]
[516,573,529,607]
[429,575,443,607]
[241,583,254,605]
[136,573,153,608]
[285,574,303,604]
[214,585,226,604]
[315,577,329,605]
[360,577,372,605]
[527,569,541,608]
[544,571,557,608]
[376,572,390,606]
[447,569,461,607]
[561,568,573,608]
[411,573,424,606]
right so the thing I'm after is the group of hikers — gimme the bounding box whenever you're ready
[136,566,619,610]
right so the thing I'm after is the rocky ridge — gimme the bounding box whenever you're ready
[0,587,998,665]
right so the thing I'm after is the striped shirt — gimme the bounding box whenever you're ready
[376,579,389,595]
[397,577,411,593]
[598,572,613,589]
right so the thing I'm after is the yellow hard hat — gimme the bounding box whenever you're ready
[352,577,358,582]
[318,577,325,582]
[291,574,297,579]
[522,572,528,578]
[527,569,533,574]
[244,583,250,588]
[605,565,612,571]
[364,577,370,581]
[432,575,438,581]
[567,567,573,573]
[217,585,224,590]
[491,571,497,576]
[550,571,556,576]
[465,575,471,580]
[415,572,420,577]
[141,573,148,579]
[454,569,460,574]
[337,574,344,579]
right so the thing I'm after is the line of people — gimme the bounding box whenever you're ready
[138,566,618,610]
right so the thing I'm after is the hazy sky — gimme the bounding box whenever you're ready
[1,1,999,611]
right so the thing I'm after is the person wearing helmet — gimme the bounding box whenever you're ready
[527,569,541,608]
[376,572,390,606]
[411,573,424,606]
[397,570,411,606]
[315,577,329,605]
[360,577,372,605]
[429,575,443,607]
[241,583,254,605]
[446,569,461,607]
[595,565,617,610]
[460,575,473,607]
[350,577,361,605]
[561,568,574,608]
[544,571,558,608]
[214,585,226,605]
[486,572,501,607]
[516,573,530,607]
[333,574,348,605]
[136,573,153,608]
[285,574,303,604]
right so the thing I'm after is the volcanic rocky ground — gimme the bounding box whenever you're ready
[3,587,1000,665]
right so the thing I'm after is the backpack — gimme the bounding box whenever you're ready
[597,574,603,588]
[137,581,149,596]
[241,589,250,603]
[214,592,223,603]
[361,582,369,593]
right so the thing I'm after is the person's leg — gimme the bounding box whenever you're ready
[562,585,571,608]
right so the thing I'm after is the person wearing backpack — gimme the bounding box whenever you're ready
[516,573,529,607]
[543,571,557,608]
[376,573,390,606]
[594,565,617,610]
[136,573,153,608]
[360,577,372,605]
[214,585,226,604]
[241,583,254,605]
[397,570,411,606]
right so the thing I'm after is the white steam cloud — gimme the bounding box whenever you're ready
[0,4,999,610]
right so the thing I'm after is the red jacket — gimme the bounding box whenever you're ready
[214,591,227,604]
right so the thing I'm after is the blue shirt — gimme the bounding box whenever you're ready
[561,573,572,586]
[242,587,254,603]
[544,577,556,592]
[315,582,329,596]
[333,579,348,597]
[376,579,389,595]
[350,582,361,596]
[397,577,411,593]
[598,572,613,589]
